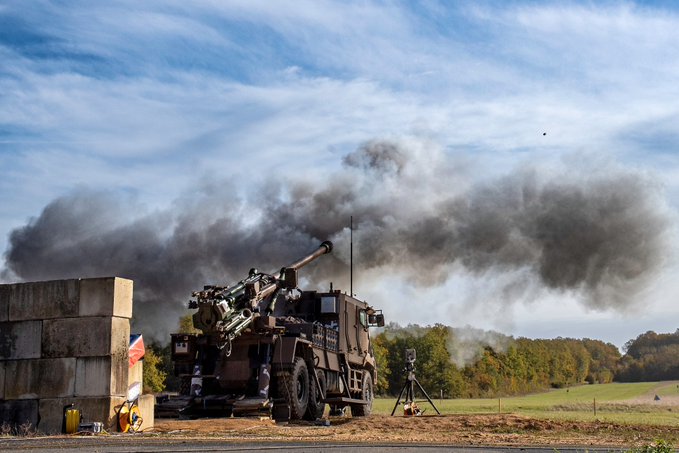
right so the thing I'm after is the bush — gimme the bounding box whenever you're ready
[143,346,167,393]
[628,439,674,453]
[0,421,37,437]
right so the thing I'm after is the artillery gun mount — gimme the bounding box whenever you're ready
[157,241,384,421]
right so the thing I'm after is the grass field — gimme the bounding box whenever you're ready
[373,381,679,425]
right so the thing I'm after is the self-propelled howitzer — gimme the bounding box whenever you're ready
[190,241,333,353]
[164,240,385,421]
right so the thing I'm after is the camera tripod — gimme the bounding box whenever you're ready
[390,362,441,416]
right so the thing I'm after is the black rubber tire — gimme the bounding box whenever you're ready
[304,369,327,420]
[351,371,373,417]
[277,357,309,420]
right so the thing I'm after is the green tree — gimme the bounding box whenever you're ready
[372,334,391,394]
[143,345,167,393]
[178,314,200,334]
[617,330,679,382]
[417,324,460,399]
[583,338,620,383]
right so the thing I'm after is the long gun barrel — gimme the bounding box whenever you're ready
[190,241,334,351]
[284,240,333,271]
[280,240,333,289]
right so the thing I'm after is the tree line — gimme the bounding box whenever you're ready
[616,330,679,382]
[372,324,679,398]
[143,320,679,396]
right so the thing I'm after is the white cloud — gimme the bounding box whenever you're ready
[2,1,679,344]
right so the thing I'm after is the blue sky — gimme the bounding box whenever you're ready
[2,1,679,347]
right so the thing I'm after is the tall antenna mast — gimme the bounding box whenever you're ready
[350,215,353,297]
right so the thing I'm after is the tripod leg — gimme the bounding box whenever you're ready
[390,380,409,416]
[413,378,441,415]
[406,379,415,403]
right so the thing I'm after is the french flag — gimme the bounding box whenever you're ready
[129,334,145,367]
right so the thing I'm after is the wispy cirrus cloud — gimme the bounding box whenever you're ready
[2,1,679,345]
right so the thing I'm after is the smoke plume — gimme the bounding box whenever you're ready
[1,139,670,341]
[446,326,512,368]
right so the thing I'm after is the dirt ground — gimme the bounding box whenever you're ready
[151,413,678,449]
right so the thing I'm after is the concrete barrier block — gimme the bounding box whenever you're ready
[111,316,131,358]
[0,284,9,322]
[4,358,76,399]
[76,356,128,397]
[8,279,79,321]
[38,396,126,434]
[0,320,42,360]
[129,359,143,388]
[42,316,130,358]
[79,277,133,319]
[0,361,5,400]
[137,394,155,430]
[0,399,39,431]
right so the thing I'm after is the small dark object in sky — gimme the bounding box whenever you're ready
[543,132,547,136]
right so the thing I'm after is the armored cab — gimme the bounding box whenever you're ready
[163,241,384,420]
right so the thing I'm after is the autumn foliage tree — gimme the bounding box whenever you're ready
[374,324,623,398]
[149,315,668,396]
[142,345,167,393]
[616,329,679,382]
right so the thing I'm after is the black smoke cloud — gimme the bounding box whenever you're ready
[1,140,669,341]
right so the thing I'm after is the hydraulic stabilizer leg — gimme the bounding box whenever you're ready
[258,343,272,398]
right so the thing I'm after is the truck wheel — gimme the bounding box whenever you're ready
[304,369,327,420]
[277,357,309,420]
[351,372,373,417]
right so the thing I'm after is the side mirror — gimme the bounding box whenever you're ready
[368,313,385,327]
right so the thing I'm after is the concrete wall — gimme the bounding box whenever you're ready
[0,277,154,434]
